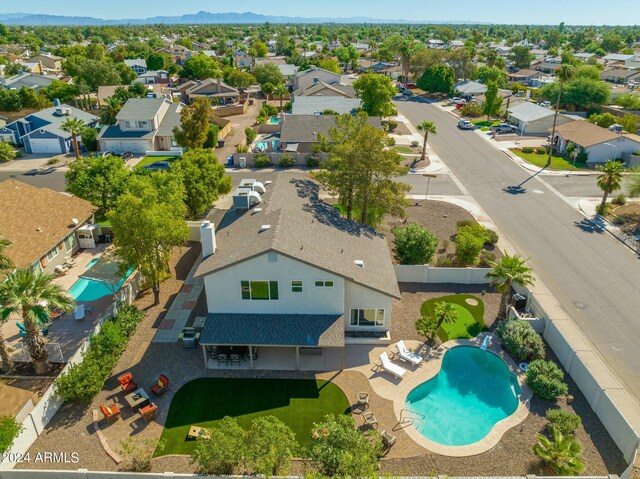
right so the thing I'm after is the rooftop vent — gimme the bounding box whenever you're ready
[259,224,271,233]
[354,260,364,268]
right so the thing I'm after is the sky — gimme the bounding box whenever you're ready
[1,0,640,25]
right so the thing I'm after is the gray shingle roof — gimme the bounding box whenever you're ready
[22,104,98,139]
[291,97,361,116]
[507,102,555,122]
[116,97,168,121]
[280,115,382,144]
[200,313,345,347]
[195,173,400,299]
[155,102,182,136]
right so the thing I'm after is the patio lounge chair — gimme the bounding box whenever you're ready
[74,304,86,321]
[139,402,158,422]
[16,322,48,338]
[363,412,378,428]
[379,352,406,379]
[380,430,397,449]
[356,392,370,410]
[100,403,121,423]
[117,372,138,394]
[480,334,492,351]
[151,374,169,396]
[396,340,423,366]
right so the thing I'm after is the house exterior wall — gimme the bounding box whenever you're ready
[344,281,393,332]
[584,137,640,163]
[99,138,152,154]
[510,114,572,136]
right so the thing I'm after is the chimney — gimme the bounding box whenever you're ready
[200,221,217,258]
[217,78,222,91]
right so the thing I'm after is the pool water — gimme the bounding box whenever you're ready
[68,259,133,303]
[405,346,521,446]
[268,117,281,124]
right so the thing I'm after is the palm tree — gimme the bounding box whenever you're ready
[61,117,86,161]
[416,121,437,164]
[532,427,585,476]
[0,142,17,163]
[0,269,75,373]
[625,168,640,232]
[434,301,458,330]
[100,96,123,126]
[273,83,288,112]
[596,160,624,215]
[0,236,14,371]
[0,235,13,272]
[546,64,574,169]
[487,255,535,320]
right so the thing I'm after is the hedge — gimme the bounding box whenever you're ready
[526,359,569,400]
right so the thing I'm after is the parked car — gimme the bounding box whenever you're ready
[608,124,623,132]
[491,123,517,134]
[406,82,417,89]
[455,99,467,109]
[403,89,414,96]
[458,119,474,130]
[448,97,462,105]
[143,161,171,171]
[538,101,552,108]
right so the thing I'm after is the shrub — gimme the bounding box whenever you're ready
[478,249,496,267]
[526,359,569,400]
[119,438,165,472]
[47,158,59,165]
[456,219,478,228]
[546,409,582,436]
[495,319,545,362]
[392,223,439,265]
[532,427,585,476]
[387,137,396,146]
[536,147,547,155]
[484,228,499,246]
[416,314,439,343]
[460,101,483,118]
[0,416,23,453]
[80,127,98,152]
[306,155,321,168]
[244,127,257,144]
[434,256,454,267]
[454,223,486,266]
[235,143,249,153]
[522,147,534,154]
[387,120,398,131]
[611,194,627,206]
[278,155,295,168]
[254,154,271,168]
[613,216,627,225]
[411,140,419,147]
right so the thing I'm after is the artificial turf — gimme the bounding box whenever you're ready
[420,294,487,342]
[157,378,351,456]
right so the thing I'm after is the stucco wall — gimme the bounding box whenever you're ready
[394,265,492,284]
[344,280,393,331]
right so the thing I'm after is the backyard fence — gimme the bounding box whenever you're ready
[394,265,492,284]
[232,152,328,168]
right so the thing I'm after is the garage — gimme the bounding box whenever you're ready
[26,136,65,154]
[100,139,150,155]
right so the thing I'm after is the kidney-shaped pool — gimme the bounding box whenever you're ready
[405,346,522,447]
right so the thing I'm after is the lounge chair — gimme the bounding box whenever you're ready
[139,402,158,422]
[363,412,378,428]
[117,372,137,394]
[480,334,492,351]
[356,392,370,410]
[151,374,169,396]
[54,264,68,275]
[396,340,423,366]
[379,352,406,379]
[16,322,48,338]
[380,430,397,449]
[74,304,86,321]
[100,403,121,423]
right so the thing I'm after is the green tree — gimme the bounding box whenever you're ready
[0,236,12,273]
[433,301,458,330]
[417,120,437,164]
[192,416,247,474]
[65,154,131,212]
[353,73,396,117]
[108,174,189,304]
[181,54,221,80]
[318,58,342,74]
[19,87,47,109]
[172,149,232,219]
[533,427,585,476]
[80,127,98,152]
[74,59,122,90]
[309,414,382,478]
[417,64,455,95]
[487,254,535,320]
[273,83,288,111]
[146,52,170,71]
[252,63,284,86]
[546,64,574,168]
[0,237,14,371]
[621,113,638,134]
[596,160,624,215]
[540,76,609,112]
[386,35,419,85]
[509,46,535,69]
[100,96,123,125]
[0,416,22,453]
[474,65,508,88]
[0,142,16,163]
[454,223,485,266]
[203,124,219,149]
[115,63,137,85]
[251,41,268,58]
[61,117,86,161]
[246,416,297,476]
[173,98,210,150]
[226,70,256,93]
[0,270,75,371]
[587,112,618,129]
[483,81,503,120]
[40,80,80,103]
[392,223,438,265]
[415,314,439,344]
[0,89,22,111]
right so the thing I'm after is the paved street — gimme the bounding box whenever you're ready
[0,166,67,191]
[396,98,640,402]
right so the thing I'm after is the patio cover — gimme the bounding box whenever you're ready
[200,313,345,347]
[79,255,127,292]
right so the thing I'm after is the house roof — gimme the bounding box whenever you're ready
[291,97,361,116]
[280,115,382,144]
[200,313,345,347]
[295,66,340,79]
[553,120,640,148]
[182,78,239,97]
[603,54,635,62]
[115,97,168,121]
[509,69,539,78]
[124,58,147,69]
[454,80,487,95]
[278,64,299,77]
[3,72,57,90]
[601,69,639,80]
[0,179,97,269]
[18,104,98,139]
[294,81,355,98]
[96,84,166,103]
[195,173,400,299]
[507,102,555,122]
[155,102,182,136]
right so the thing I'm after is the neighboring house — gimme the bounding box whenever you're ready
[97,97,183,154]
[26,54,63,75]
[294,66,342,92]
[600,69,640,85]
[426,39,446,49]
[351,42,371,53]
[603,53,636,66]
[200,50,218,59]
[124,59,148,76]
[475,89,526,115]
[294,80,356,98]
[450,40,465,49]
[535,62,562,74]
[506,102,573,136]
[1,104,98,154]
[195,173,400,370]
[167,44,193,64]
[96,84,170,104]
[575,52,596,61]
[291,97,361,115]
[0,179,97,275]
[235,51,253,69]
[508,69,542,85]
[176,78,240,105]
[279,115,382,153]
[133,70,170,85]
[254,56,287,67]
[0,72,58,92]
[278,64,299,84]
[552,121,640,165]
[454,80,488,99]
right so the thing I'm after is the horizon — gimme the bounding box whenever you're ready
[1,0,640,25]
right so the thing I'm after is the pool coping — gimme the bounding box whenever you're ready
[391,332,533,457]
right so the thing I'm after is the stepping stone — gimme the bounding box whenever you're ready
[158,319,175,330]
[193,316,206,328]
[183,300,197,310]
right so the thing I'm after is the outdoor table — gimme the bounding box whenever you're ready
[188,425,211,440]
[124,388,150,410]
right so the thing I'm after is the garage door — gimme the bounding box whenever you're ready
[29,138,62,154]
[102,140,148,154]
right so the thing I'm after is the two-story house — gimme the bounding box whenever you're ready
[97,97,183,154]
[195,173,400,371]
[293,66,343,93]
[124,59,148,76]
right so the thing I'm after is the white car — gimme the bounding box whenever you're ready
[458,119,474,130]
[448,97,462,105]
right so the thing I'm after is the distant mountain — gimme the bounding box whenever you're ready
[0,10,487,26]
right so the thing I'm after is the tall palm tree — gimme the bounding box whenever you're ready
[416,121,437,164]
[100,96,123,126]
[596,160,624,215]
[0,235,13,272]
[487,255,535,320]
[0,269,75,372]
[532,427,585,476]
[546,64,574,169]
[61,117,86,162]
[0,236,14,371]
[434,301,458,329]
[273,83,288,112]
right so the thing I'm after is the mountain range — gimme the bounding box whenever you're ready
[0,11,485,26]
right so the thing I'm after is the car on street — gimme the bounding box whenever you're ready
[143,161,171,171]
[491,123,517,134]
[458,119,474,130]
[448,97,462,105]
[538,101,552,108]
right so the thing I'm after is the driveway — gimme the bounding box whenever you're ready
[215,101,261,163]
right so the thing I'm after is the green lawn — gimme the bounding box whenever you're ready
[420,294,487,342]
[157,378,350,456]
[394,146,414,154]
[95,212,111,227]
[510,149,589,171]
[135,155,180,169]
[471,119,501,128]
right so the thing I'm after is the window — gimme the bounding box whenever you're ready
[315,280,334,287]
[137,120,148,129]
[291,281,303,293]
[350,309,385,327]
[124,120,133,129]
[31,261,42,274]
[46,245,58,262]
[241,281,279,300]
[64,233,76,253]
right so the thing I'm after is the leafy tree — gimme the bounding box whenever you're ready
[100,96,123,125]
[0,89,22,111]
[454,223,486,266]
[353,73,396,117]
[417,64,455,95]
[587,112,618,129]
[509,46,535,69]
[0,416,22,453]
[172,149,232,219]
[181,54,221,80]
[309,414,382,478]
[0,270,75,370]
[495,318,545,361]
[474,65,508,88]
[417,120,437,164]
[533,427,585,476]
[246,416,297,475]
[73,59,122,91]
[252,63,284,86]
[540,76,609,112]
[546,64,574,168]
[261,82,275,95]
[433,301,458,330]
[0,237,14,371]
[40,80,80,103]
[392,223,438,265]
[250,41,268,58]
[415,314,439,344]
[146,52,170,71]
[596,160,624,214]
[65,154,131,211]
[61,117,86,161]
[621,113,638,134]
[108,174,189,304]
[115,62,137,85]
[0,142,16,163]
[483,81,503,119]
[574,65,601,81]
[174,98,210,150]
[615,93,640,110]
[245,127,257,144]
[527,360,569,400]
[80,127,98,152]
[386,35,419,85]
[193,416,247,474]
[226,70,256,93]
[19,86,47,109]
[273,83,288,111]
[318,58,342,74]
[203,124,219,149]
[487,254,535,320]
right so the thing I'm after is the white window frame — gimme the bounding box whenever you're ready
[64,233,76,253]
[291,280,303,293]
[46,245,58,262]
[350,308,385,327]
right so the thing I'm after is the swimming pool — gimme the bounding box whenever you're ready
[268,117,281,124]
[405,346,521,447]
[68,259,133,303]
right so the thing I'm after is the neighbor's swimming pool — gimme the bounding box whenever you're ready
[68,258,133,303]
[405,346,521,446]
